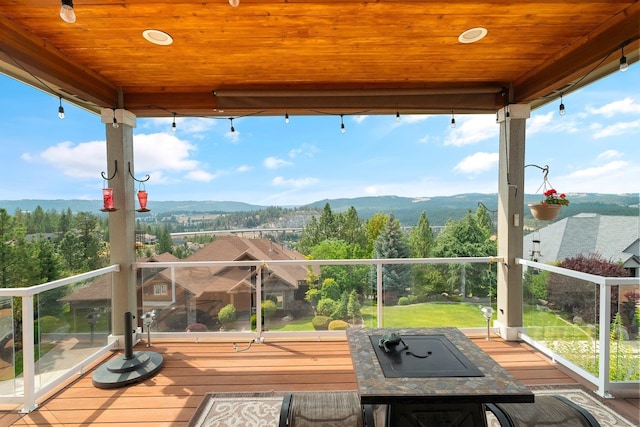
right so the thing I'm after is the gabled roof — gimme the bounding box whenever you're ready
[524,213,640,271]
[148,236,311,297]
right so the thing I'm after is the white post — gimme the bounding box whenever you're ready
[20,294,36,413]
[597,282,612,397]
[377,263,383,328]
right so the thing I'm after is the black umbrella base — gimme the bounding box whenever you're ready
[92,351,163,389]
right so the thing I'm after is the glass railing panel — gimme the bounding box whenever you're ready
[139,266,253,333]
[33,277,113,390]
[379,262,497,328]
[0,296,15,395]
[522,271,598,376]
[610,282,639,382]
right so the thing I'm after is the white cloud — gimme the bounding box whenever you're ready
[401,114,431,124]
[587,97,640,117]
[38,140,106,178]
[264,156,292,169]
[185,170,221,182]
[527,111,580,135]
[444,115,497,146]
[271,176,318,188]
[289,144,319,158]
[597,150,622,160]
[566,161,628,179]
[133,133,200,172]
[236,165,252,173]
[593,120,640,139]
[453,152,499,174]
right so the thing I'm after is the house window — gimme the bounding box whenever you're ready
[154,283,168,296]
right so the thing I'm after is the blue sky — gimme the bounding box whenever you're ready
[1,65,639,206]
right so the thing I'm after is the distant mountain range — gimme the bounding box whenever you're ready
[1,193,637,226]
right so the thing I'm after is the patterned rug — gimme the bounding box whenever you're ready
[189,388,636,427]
[188,392,285,427]
[486,387,636,427]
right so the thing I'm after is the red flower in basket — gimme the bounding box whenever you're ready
[542,189,569,206]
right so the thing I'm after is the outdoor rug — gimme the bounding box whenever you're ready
[188,392,285,427]
[189,388,636,427]
[486,386,636,427]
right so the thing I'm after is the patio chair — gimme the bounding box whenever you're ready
[281,391,374,427]
[485,395,601,427]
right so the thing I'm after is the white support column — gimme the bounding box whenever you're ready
[495,104,530,341]
[100,108,137,346]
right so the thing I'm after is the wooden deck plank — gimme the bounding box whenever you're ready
[1,336,636,426]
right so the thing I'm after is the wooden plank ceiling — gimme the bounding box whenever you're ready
[0,1,638,118]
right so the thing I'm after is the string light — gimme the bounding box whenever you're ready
[112,109,119,128]
[340,114,346,134]
[59,0,76,24]
[450,111,456,128]
[619,46,628,72]
[172,113,177,132]
[229,118,235,134]
[559,94,566,116]
[58,97,65,119]
[396,110,401,122]
[285,111,290,124]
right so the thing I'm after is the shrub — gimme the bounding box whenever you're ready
[398,296,410,305]
[218,304,237,325]
[316,298,336,317]
[328,320,349,330]
[311,316,332,330]
[262,300,277,319]
[305,288,322,307]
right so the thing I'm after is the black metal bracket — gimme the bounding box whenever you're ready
[128,162,150,183]
[101,160,118,181]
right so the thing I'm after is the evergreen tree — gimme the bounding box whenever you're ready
[371,216,412,301]
[155,227,174,254]
[409,211,434,258]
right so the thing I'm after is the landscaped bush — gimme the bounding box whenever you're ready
[311,316,332,330]
[316,298,336,317]
[328,320,349,330]
[398,296,410,305]
[262,300,277,319]
[218,304,237,325]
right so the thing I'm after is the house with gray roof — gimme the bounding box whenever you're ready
[523,213,639,277]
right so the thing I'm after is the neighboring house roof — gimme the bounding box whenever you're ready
[523,214,640,273]
[148,235,312,298]
[61,252,180,303]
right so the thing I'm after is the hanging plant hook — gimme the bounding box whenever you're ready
[128,162,150,183]
[101,160,118,181]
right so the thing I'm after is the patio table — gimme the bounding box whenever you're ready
[346,327,534,427]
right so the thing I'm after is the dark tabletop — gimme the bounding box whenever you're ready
[347,327,534,405]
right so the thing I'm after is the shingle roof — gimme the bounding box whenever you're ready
[523,214,640,271]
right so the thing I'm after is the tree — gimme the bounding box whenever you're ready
[547,253,629,323]
[431,211,497,297]
[409,211,434,258]
[364,212,390,257]
[74,212,105,270]
[155,227,174,254]
[371,216,412,302]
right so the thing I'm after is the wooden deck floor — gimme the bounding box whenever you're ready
[1,335,638,426]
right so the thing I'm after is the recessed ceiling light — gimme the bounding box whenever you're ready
[142,29,173,46]
[458,27,488,44]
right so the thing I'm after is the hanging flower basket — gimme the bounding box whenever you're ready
[528,203,561,221]
[526,164,569,221]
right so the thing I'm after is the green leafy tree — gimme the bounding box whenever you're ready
[364,212,390,257]
[431,211,496,297]
[309,239,368,295]
[321,278,341,301]
[347,290,362,320]
[58,231,84,271]
[74,212,105,270]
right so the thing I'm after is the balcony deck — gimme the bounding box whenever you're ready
[1,334,638,426]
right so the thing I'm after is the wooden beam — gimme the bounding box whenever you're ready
[513,3,640,104]
[0,14,118,109]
